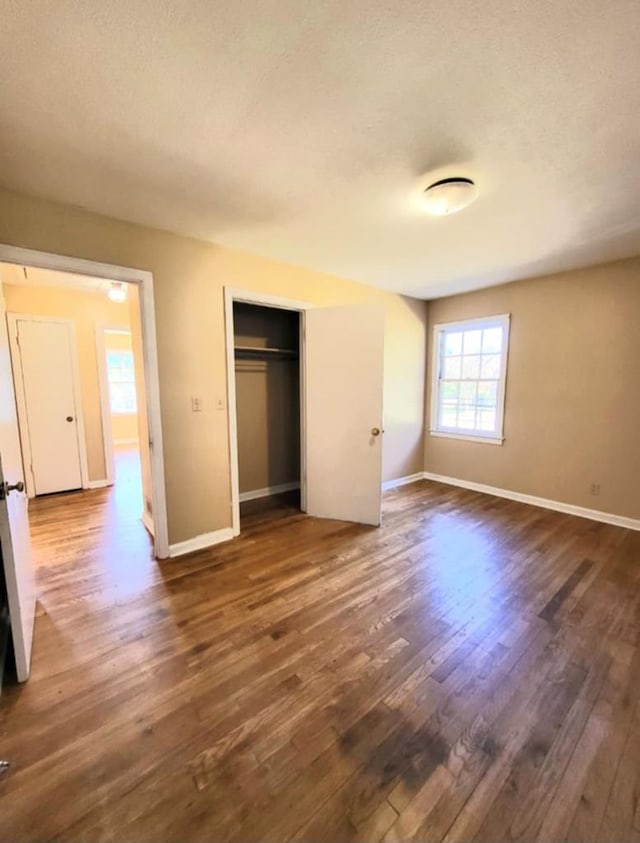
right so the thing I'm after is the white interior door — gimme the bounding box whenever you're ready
[305,304,385,526]
[0,289,35,682]
[16,319,83,495]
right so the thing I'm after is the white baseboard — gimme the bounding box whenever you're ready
[141,510,155,537]
[85,479,111,489]
[382,472,425,492]
[239,482,300,503]
[169,527,234,558]
[113,438,139,445]
[422,471,640,532]
[170,471,638,561]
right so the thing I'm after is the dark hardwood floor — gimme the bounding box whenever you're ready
[1,470,639,842]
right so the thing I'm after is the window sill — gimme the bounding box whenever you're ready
[429,430,504,446]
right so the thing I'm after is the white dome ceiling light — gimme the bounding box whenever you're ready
[108,281,127,303]
[421,177,478,216]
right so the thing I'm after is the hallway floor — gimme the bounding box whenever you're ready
[1,479,639,842]
[27,444,154,608]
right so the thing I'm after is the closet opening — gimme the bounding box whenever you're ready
[232,301,302,531]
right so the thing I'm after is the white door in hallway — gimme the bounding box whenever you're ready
[14,319,83,495]
[305,304,385,526]
[0,288,35,682]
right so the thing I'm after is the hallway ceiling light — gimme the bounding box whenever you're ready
[108,282,127,303]
[421,177,478,216]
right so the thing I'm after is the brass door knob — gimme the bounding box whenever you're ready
[66,416,74,422]
[371,427,381,436]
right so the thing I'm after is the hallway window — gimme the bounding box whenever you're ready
[106,350,137,414]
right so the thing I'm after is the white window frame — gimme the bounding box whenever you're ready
[430,313,510,445]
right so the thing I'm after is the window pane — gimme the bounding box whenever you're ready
[109,382,136,413]
[478,409,497,432]
[106,351,121,367]
[458,408,476,429]
[444,331,463,356]
[107,350,133,367]
[480,354,501,379]
[477,381,497,407]
[107,347,137,413]
[107,351,135,381]
[441,381,459,402]
[463,330,482,354]
[459,381,477,405]
[440,405,457,428]
[124,384,137,413]
[443,356,461,379]
[461,355,481,379]
[482,327,502,353]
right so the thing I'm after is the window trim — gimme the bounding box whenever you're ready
[430,313,510,444]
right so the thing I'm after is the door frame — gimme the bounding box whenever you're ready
[223,287,311,537]
[7,313,90,497]
[0,244,170,559]
[95,323,132,487]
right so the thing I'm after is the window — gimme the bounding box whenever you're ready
[431,314,510,443]
[106,350,137,414]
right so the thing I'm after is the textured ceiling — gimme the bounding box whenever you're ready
[1,0,639,298]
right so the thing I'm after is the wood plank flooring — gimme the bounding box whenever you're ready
[1,474,640,842]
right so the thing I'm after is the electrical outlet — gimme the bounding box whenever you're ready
[191,396,203,412]
[590,483,600,496]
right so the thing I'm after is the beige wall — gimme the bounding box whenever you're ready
[0,188,427,545]
[425,257,640,519]
[103,330,139,443]
[2,280,131,481]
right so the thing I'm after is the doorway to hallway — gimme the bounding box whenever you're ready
[2,263,154,532]
[0,246,168,685]
[2,264,156,597]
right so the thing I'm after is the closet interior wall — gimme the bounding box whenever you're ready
[233,303,300,506]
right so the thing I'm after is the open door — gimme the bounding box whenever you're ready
[305,304,385,526]
[0,285,35,682]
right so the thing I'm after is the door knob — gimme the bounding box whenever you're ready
[0,480,24,500]
[66,416,74,422]
[371,427,381,436]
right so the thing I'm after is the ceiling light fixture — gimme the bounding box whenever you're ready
[108,282,127,303]
[421,177,478,216]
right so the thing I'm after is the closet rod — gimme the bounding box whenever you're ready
[234,345,298,358]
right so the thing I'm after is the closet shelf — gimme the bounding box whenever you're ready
[234,345,298,359]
